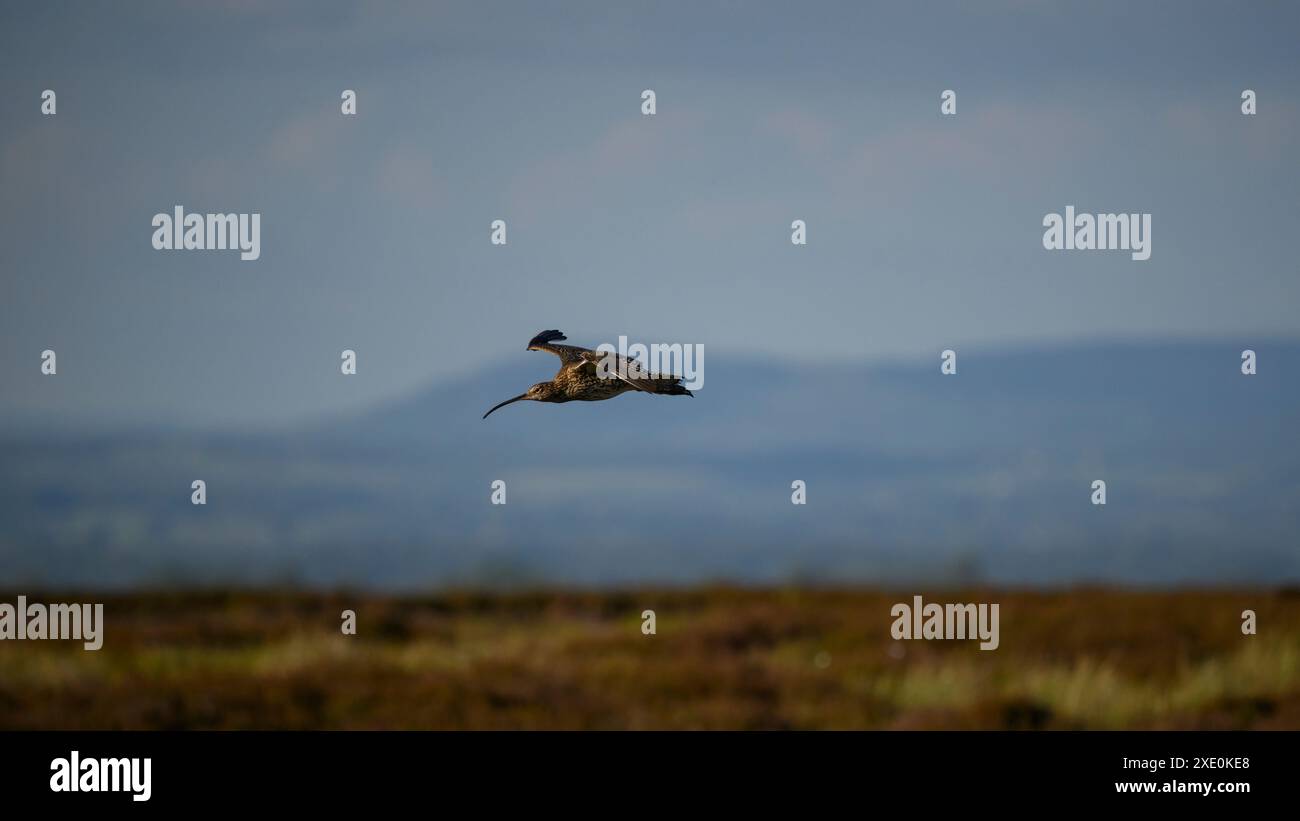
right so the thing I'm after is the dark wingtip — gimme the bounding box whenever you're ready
[527,330,567,348]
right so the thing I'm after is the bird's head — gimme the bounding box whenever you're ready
[482,381,562,419]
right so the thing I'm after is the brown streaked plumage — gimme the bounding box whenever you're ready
[483,330,693,419]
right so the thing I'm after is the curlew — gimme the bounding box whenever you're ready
[483,330,693,419]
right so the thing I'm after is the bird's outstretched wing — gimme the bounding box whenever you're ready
[526,329,592,372]
[575,350,692,395]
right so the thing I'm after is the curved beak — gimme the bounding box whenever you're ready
[482,393,529,419]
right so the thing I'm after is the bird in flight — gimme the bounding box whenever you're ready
[483,330,693,419]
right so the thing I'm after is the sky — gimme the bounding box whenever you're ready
[1,0,1298,428]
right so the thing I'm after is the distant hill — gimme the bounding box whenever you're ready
[2,340,1297,588]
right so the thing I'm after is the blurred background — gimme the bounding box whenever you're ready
[1,1,1298,728]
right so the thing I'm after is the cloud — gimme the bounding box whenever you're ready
[1163,95,1300,160]
[843,102,1106,189]
[506,110,706,218]
[374,142,442,208]
[759,108,834,156]
[263,110,349,173]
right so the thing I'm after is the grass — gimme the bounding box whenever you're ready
[1,587,1298,729]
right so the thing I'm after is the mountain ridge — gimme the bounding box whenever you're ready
[1,339,1296,588]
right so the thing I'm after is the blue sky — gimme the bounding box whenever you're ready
[2,0,1298,427]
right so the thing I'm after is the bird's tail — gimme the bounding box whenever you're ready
[647,376,693,396]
